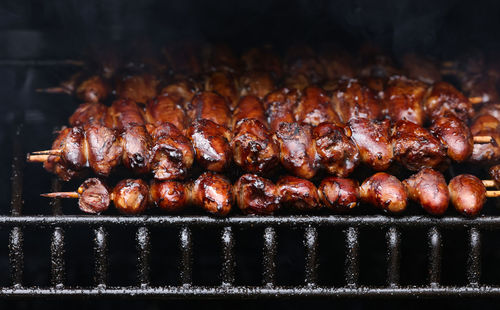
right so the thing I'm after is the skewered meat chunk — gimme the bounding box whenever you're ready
[264,88,299,132]
[187,119,232,172]
[149,180,188,212]
[77,178,110,213]
[116,74,159,104]
[359,172,407,213]
[313,122,360,177]
[204,71,239,109]
[60,127,86,170]
[318,177,359,211]
[120,125,152,175]
[489,164,500,185]
[469,115,500,164]
[330,79,382,123]
[285,45,324,84]
[295,86,341,126]
[232,95,267,129]
[423,81,474,123]
[86,124,122,176]
[111,179,149,215]
[403,168,449,215]
[274,122,318,179]
[348,118,393,171]
[231,119,279,174]
[187,91,231,128]
[105,99,146,130]
[384,76,427,126]
[145,95,187,130]
[76,75,110,103]
[478,104,500,122]
[401,53,441,84]
[391,120,445,171]
[448,174,486,217]
[189,172,233,216]
[233,174,280,215]
[461,74,499,103]
[429,115,473,162]
[239,71,275,99]
[42,128,83,181]
[69,102,108,127]
[276,176,321,211]
[283,74,310,92]
[241,46,283,79]
[159,79,199,108]
[202,44,240,73]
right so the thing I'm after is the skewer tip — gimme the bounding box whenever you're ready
[41,192,79,199]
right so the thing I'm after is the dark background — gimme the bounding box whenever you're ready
[0,0,500,308]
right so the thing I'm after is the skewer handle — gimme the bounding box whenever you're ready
[469,97,483,104]
[26,154,50,162]
[474,136,495,144]
[486,190,500,198]
[41,192,79,199]
[482,180,496,188]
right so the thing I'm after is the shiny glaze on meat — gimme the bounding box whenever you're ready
[461,74,499,103]
[490,164,500,185]
[111,179,149,215]
[60,126,86,170]
[423,82,474,123]
[149,180,187,212]
[429,115,473,162]
[145,95,187,130]
[85,124,122,176]
[232,95,267,129]
[348,118,393,171]
[295,86,340,126]
[391,120,445,171]
[231,119,279,174]
[120,125,152,175]
[105,99,146,130]
[384,76,427,126]
[189,172,232,216]
[403,168,449,215]
[159,79,199,108]
[285,45,324,84]
[69,102,108,127]
[239,71,275,99]
[448,174,486,217]
[44,128,79,181]
[187,119,232,172]
[330,79,382,123]
[264,88,299,132]
[234,174,280,215]
[204,71,239,109]
[469,115,500,164]
[77,178,110,214]
[313,122,360,177]
[274,122,318,179]
[359,172,407,213]
[318,177,359,211]
[202,44,240,73]
[477,103,500,122]
[276,176,320,211]
[76,75,110,103]
[187,91,231,128]
[116,74,160,104]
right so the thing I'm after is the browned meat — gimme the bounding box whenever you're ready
[116,74,160,104]
[43,128,80,181]
[69,102,108,127]
[233,174,280,215]
[478,103,500,122]
[469,115,500,164]
[359,172,407,213]
[187,119,232,172]
[264,88,298,132]
[120,125,153,175]
[239,71,275,99]
[423,82,474,123]
[105,99,146,130]
[232,95,267,129]
[401,53,441,84]
[318,177,359,211]
[77,178,110,214]
[449,174,486,217]
[86,124,122,176]
[204,71,239,109]
[60,127,86,170]
[231,119,279,174]
[490,164,500,185]
[276,176,321,211]
[403,168,449,215]
[384,76,427,126]
[285,45,324,84]
[202,44,240,73]
[111,179,149,215]
[274,122,318,179]
[187,91,232,128]
[283,74,310,92]
[145,95,187,131]
[241,47,283,79]
[149,180,187,212]
[358,49,401,78]
[348,118,393,171]
[189,172,233,216]
[391,120,446,171]
[76,75,110,103]
[330,79,382,123]
[295,86,341,126]
[159,79,200,108]
[313,123,360,177]
[429,115,473,162]
[461,74,499,103]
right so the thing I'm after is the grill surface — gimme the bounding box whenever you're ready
[3,60,500,299]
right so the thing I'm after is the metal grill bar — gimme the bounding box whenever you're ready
[221,226,234,286]
[8,227,23,287]
[263,227,276,287]
[179,227,192,286]
[50,179,65,287]
[386,227,401,287]
[136,227,151,287]
[428,227,441,286]
[345,227,359,287]
[467,227,481,286]
[304,226,318,286]
[94,227,108,287]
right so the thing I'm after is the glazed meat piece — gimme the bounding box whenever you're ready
[424,82,474,123]
[233,174,280,215]
[149,180,188,212]
[285,45,324,84]
[159,79,199,108]
[348,118,393,171]
[274,122,318,179]
[232,95,267,129]
[384,76,427,126]
[461,74,499,103]
[187,91,231,128]
[403,168,449,215]
[318,177,359,211]
[116,74,160,104]
[76,75,110,103]
[264,88,299,132]
[241,46,283,79]
[429,115,473,162]
[469,115,500,164]
[489,164,500,185]
[111,179,149,215]
[148,123,194,180]
[295,86,341,126]
[313,123,360,177]
[187,119,232,172]
[86,124,122,176]
[359,172,407,213]
[449,174,486,217]
[202,44,240,73]
[231,119,279,174]
[76,178,110,214]
[477,103,500,122]
[277,176,321,211]
[60,127,86,170]
[189,172,233,216]
[120,125,153,175]
[283,74,310,92]
[239,71,275,99]
[145,95,187,130]
[391,120,445,171]
[105,99,146,130]
[330,79,382,123]
[69,102,108,127]
[204,71,239,109]
[318,47,356,80]
[401,53,441,84]
[43,128,81,181]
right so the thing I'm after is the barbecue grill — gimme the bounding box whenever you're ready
[2,0,500,301]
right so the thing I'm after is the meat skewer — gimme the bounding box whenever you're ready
[36,74,111,104]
